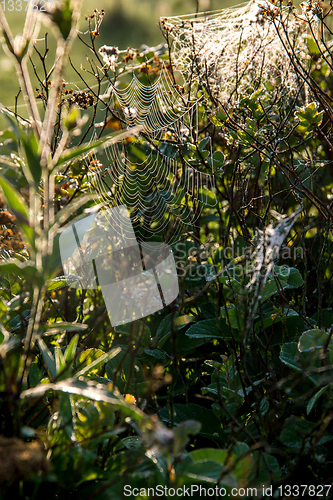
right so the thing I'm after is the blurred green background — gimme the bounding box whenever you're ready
[0,0,237,112]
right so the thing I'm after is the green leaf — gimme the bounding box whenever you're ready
[261,267,303,301]
[249,452,281,485]
[2,111,23,140]
[211,150,226,172]
[173,420,202,454]
[50,0,73,39]
[190,448,228,463]
[20,131,42,186]
[42,322,88,335]
[180,460,227,484]
[282,267,303,288]
[37,337,57,380]
[307,385,330,415]
[156,313,173,338]
[63,105,80,131]
[312,309,333,329]
[116,321,151,348]
[175,420,201,437]
[46,275,82,291]
[216,107,228,122]
[0,260,42,285]
[64,334,79,364]
[198,137,210,153]
[163,327,210,357]
[55,346,66,375]
[28,363,43,388]
[280,416,314,452]
[260,279,282,302]
[295,102,324,133]
[186,446,253,486]
[126,143,147,162]
[0,176,35,249]
[173,314,194,329]
[121,436,142,451]
[54,126,142,170]
[159,403,222,440]
[279,342,318,383]
[280,416,332,452]
[198,188,216,208]
[144,348,168,359]
[245,90,264,120]
[212,107,228,125]
[255,311,305,344]
[185,318,232,340]
[0,323,10,344]
[298,329,330,352]
[0,175,27,218]
[75,347,121,378]
[152,313,193,349]
[279,342,303,372]
[221,306,245,330]
[306,36,320,55]
[20,378,147,422]
[0,128,18,144]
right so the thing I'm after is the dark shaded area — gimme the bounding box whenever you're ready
[100,5,163,50]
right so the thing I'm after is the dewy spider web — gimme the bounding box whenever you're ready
[110,68,196,134]
[160,0,307,103]
[244,207,302,334]
[89,65,216,246]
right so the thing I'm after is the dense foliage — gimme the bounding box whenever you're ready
[0,0,333,498]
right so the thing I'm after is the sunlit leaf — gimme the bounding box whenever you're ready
[54,126,142,169]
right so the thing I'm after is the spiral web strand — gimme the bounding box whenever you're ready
[89,66,216,246]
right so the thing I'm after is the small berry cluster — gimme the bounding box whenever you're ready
[35,80,52,101]
[122,48,139,63]
[64,90,95,110]
[0,196,25,256]
[138,57,163,79]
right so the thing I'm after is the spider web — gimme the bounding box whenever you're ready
[244,207,302,334]
[89,65,216,246]
[110,69,196,135]
[160,0,307,103]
